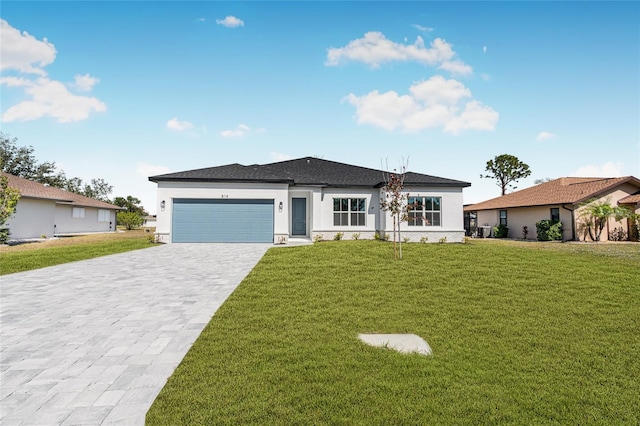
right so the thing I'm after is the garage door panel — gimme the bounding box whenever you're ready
[172,199,274,243]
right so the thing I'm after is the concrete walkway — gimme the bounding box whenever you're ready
[0,243,270,425]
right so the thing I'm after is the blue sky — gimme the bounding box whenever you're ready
[2,1,639,214]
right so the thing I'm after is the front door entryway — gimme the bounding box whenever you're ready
[292,198,307,236]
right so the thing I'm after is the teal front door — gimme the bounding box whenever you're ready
[292,198,306,236]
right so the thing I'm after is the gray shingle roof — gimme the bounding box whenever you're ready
[149,157,470,188]
[149,163,291,183]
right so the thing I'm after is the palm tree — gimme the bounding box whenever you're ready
[577,199,631,241]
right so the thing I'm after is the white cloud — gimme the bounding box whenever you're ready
[219,124,263,138]
[136,162,171,177]
[166,117,194,131]
[0,20,106,123]
[270,152,292,162]
[413,24,434,33]
[216,16,244,28]
[483,46,487,53]
[342,75,498,135]
[0,19,56,75]
[443,100,499,135]
[571,162,624,177]
[326,31,472,75]
[0,76,32,87]
[1,77,107,123]
[410,75,471,105]
[536,131,556,141]
[197,17,206,22]
[73,74,99,92]
[343,90,419,131]
[439,59,473,75]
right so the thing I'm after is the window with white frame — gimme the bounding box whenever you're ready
[98,209,110,222]
[499,210,507,226]
[408,197,441,226]
[72,207,85,219]
[333,198,366,226]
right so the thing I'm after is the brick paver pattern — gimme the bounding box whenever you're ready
[1,243,269,425]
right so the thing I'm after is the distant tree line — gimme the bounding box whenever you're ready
[1,132,113,202]
[1,132,150,231]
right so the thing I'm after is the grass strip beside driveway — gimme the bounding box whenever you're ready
[0,231,155,275]
[147,240,640,425]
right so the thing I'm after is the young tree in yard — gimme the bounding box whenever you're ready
[481,154,532,195]
[117,211,143,230]
[0,173,21,244]
[577,199,631,241]
[380,160,410,259]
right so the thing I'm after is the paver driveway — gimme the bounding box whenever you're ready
[0,243,270,425]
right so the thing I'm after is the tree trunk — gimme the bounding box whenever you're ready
[397,212,403,259]
[393,215,397,259]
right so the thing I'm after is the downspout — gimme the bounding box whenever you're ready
[562,204,575,241]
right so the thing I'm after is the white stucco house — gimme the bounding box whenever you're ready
[3,172,122,240]
[149,157,471,244]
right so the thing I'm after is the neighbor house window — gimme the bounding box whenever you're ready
[499,210,507,226]
[72,207,85,219]
[333,198,366,226]
[408,197,441,226]
[550,208,560,222]
[98,209,110,222]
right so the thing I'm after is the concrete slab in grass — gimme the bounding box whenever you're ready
[359,334,432,356]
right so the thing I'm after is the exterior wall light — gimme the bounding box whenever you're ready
[160,200,166,211]
[279,201,283,212]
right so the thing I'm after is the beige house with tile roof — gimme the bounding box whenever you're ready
[464,176,640,241]
[2,172,122,240]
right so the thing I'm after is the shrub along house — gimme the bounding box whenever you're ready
[2,172,121,240]
[464,176,640,241]
[149,157,471,244]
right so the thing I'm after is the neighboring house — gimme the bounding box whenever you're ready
[149,157,471,244]
[464,176,640,241]
[143,215,157,227]
[2,172,121,240]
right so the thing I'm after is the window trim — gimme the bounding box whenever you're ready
[333,198,366,227]
[499,210,507,226]
[408,196,442,227]
[98,209,110,223]
[72,207,85,219]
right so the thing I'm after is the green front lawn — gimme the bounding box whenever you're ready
[147,240,639,425]
[0,231,154,275]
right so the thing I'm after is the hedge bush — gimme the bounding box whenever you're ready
[536,220,563,241]
[493,224,509,238]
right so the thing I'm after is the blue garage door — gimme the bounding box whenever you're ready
[172,199,274,243]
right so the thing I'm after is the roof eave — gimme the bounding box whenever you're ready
[375,181,471,189]
[465,201,579,211]
[150,177,293,184]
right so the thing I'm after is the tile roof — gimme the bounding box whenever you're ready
[464,176,640,211]
[619,192,640,204]
[2,173,122,210]
[149,157,470,188]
